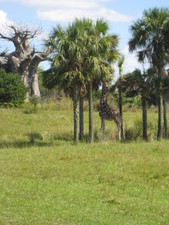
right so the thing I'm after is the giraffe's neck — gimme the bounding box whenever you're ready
[100,83,108,105]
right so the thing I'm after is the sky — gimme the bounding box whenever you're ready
[0,0,169,77]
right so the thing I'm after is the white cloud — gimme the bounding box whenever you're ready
[121,46,143,74]
[15,0,98,10]
[113,45,150,80]
[0,10,13,34]
[37,8,132,22]
[0,10,12,25]
[6,0,133,23]
[113,46,145,80]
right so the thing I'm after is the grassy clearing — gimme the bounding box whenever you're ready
[0,142,169,225]
[0,102,169,224]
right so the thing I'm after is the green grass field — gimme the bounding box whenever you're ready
[0,101,169,225]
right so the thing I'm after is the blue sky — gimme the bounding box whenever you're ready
[0,0,169,75]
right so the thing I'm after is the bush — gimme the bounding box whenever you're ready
[124,117,158,141]
[0,69,27,106]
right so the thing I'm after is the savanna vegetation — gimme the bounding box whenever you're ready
[0,6,169,225]
[0,102,169,225]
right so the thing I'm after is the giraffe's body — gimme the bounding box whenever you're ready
[99,83,122,140]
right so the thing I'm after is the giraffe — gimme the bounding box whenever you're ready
[99,83,122,140]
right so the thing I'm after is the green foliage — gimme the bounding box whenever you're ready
[0,69,27,107]
[44,18,119,94]
[44,18,120,144]
[44,22,86,95]
[38,68,63,100]
[129,7,169,68]
[125,117,157,140]
[113,68,158,108]
[118,55,125,76]
[29,95,41,113]
[110,89,142,108]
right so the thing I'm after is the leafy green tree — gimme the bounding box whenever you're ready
[43,18,119,144]
[44,23,86,144]
[121,68,155,140]
[71,19,93,142]
[0,69,27,106]
[82,19,119,143]
[129,7,169,140]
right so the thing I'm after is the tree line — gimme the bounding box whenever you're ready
[0,7,169,144]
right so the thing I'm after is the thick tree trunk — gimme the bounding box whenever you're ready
[73,87,79,144]
[28,57,41,97]
[79,96,84,141]
[89,82,94,143]
[21,69,40,99]
[30,72,40,96]
[142,96,147,141]
[163,98,167,139]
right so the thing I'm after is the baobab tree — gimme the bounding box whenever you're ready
[0,24,52,98]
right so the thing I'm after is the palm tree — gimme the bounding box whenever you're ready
[71,19,93,142]
[44,24,86,144]
[73,18,119,143]
[44,18,119,144]
[122,68,155,140]
[118,55,125,139]
[86,20,119,143]
[129,7,169,140]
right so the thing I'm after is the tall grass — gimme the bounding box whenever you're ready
[0,99,164,148]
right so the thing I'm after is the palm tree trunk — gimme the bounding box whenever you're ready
[163,98,167,139]
[89,82,93,143]
[119,88,124,139]
[142,96,147,141]
[157,91,163,141]
[79,95,84,141]
[73,87,79,144]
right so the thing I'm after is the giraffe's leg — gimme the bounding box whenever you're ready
[118,125,121,141]
[103,119,105,139]
[99,118,105,140]
[99,119,103,140]
[123,128,125,139]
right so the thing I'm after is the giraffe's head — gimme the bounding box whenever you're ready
[102,83,108,93]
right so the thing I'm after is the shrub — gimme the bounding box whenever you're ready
[124,117,158,141]
[29,95,42,113]
[0,69,27,106]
